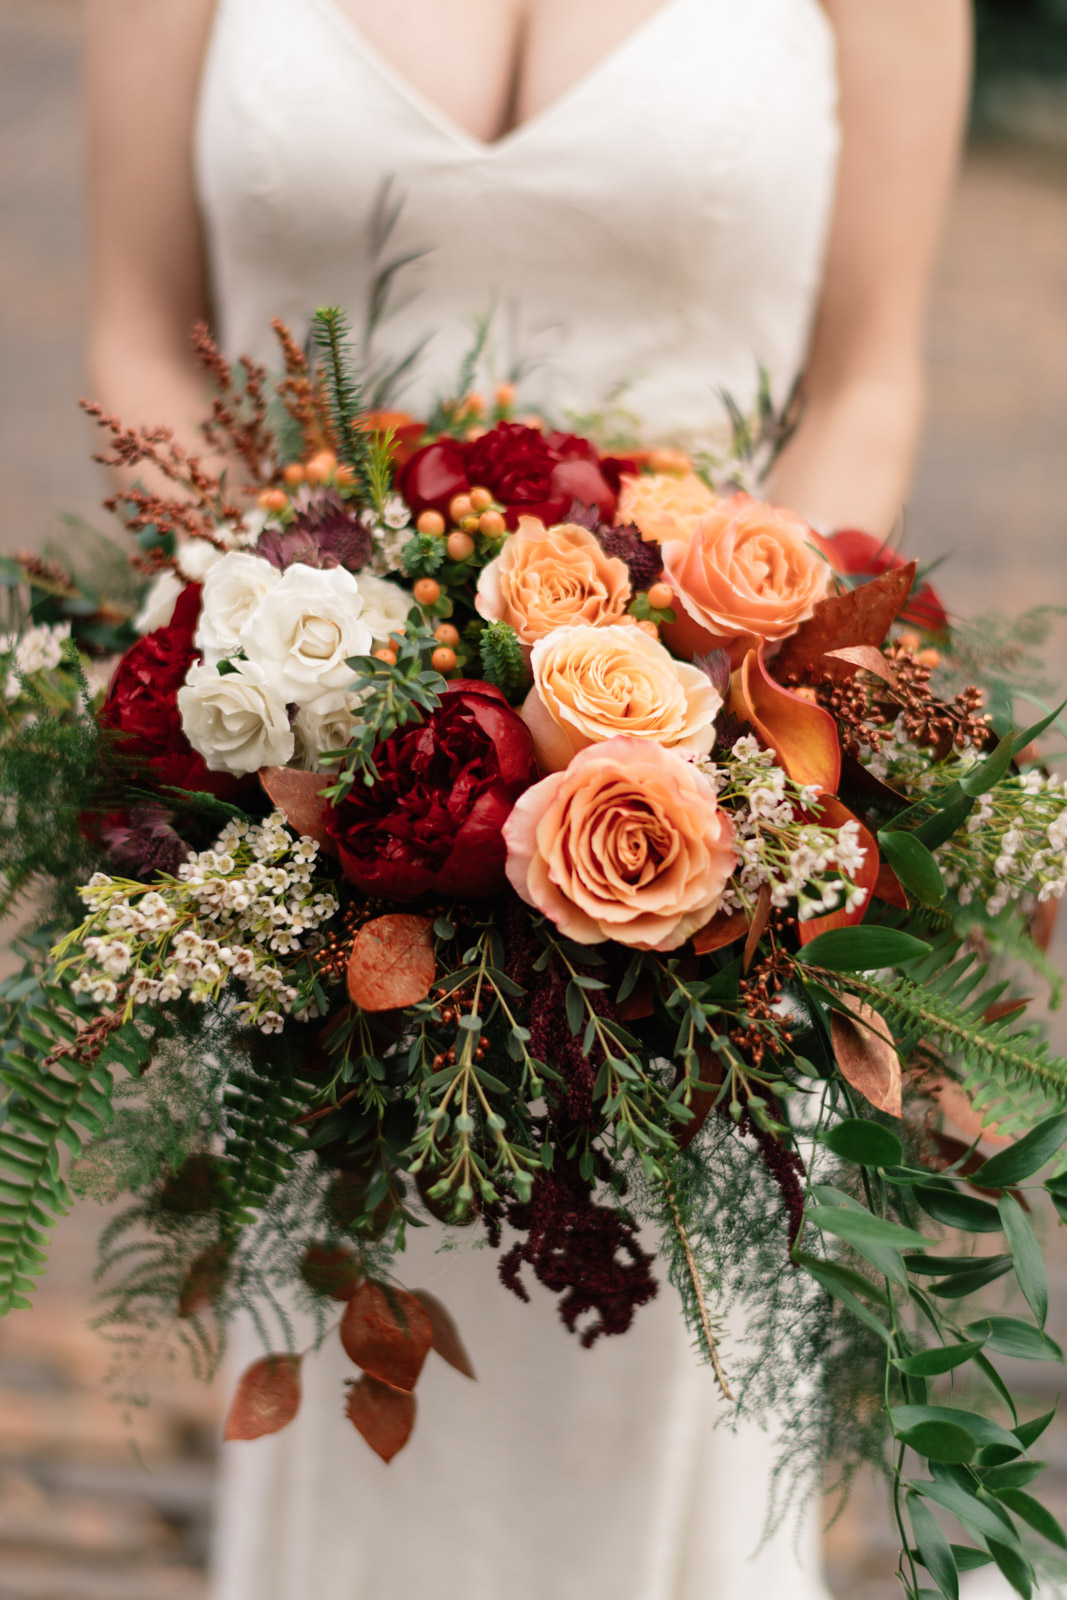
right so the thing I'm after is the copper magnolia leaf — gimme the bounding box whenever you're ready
[1031,895,1060,954]
[692,908,748,956]
[258,767,336,854]
[831,1002,902,1119]
[345,1375,416,1463]
[672,1045,724,1151]
[743,885,771,974]
[874,861,909,911]
[340,1280,433,1392]
[729,646,842,792]
[411,1289,477,1380]
[616,974,656,1020]
[927,1074,1010,1148]
[299,1242,362,1301]
[224,1354,302,1441]
[928,1131,1027,1206]
[824,645,897,685]
[177,1243,230,1319]
[797,795,881,944]
[772,562,917,686]
[347,915,436,1012]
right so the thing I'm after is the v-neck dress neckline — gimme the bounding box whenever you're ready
[305,0,690,157]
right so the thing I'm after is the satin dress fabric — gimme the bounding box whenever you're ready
[197,2,847,1594]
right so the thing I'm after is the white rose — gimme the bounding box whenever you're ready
[239,562,372,705]
[134,569,183,634]
[196,552,281,664]
[356,574,412,646]
[178,659,293,775]
[176,538,224,582]
[291,690,360,771]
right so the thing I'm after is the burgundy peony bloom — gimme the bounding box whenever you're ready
[101,583,245,802]
[327,681,537,900]
[399,422,631,531]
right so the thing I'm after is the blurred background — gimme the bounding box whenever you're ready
[1,2,1067,1595]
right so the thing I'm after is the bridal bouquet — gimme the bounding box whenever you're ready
[3,310,1067,1598]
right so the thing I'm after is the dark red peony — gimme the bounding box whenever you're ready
[399,422,634,530]
[101,583,245,801]
[327,681,537,900]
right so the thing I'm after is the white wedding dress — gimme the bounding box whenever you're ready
[197,1,847,1595]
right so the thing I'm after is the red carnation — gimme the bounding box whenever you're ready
[399,422,629,530]
[101,583,245,802]
[327,681,537,900]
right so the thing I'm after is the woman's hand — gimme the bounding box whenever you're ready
[769,0,972,536]
[86,0,217,451]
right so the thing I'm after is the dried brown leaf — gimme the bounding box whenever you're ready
[347,915,436,1012]
[831,1002,902,1118]
[258,767,336,854]
[299,1243,362,1301]
[224,1354,302,1441]
[743,885,771,974]
[340,1281,433,1392]
[672,1045,724,1151]
[411,1289,477,1380]
[772,563,917,685]
[691,908,748,956]
[345,1375,416,1463]
[824,645,898,685]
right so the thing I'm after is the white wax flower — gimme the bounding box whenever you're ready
[239,562,372,705]
[134,569,183,634]
[196,552,281,664]
[178,659,294,774]
[356,573,411,646]
[291,690,360,771]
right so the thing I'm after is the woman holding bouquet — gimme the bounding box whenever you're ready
[85,2,971,1595]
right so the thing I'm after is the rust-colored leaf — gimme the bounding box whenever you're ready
[224,1354,302,1441]
[772,562,918,686]
[984,997,1033,1025]
[831,1002,902,1118]
[347,915,436,1012]
[340,1280,433,1392]
[692,908,748,956]
[797,795,881,944]
[258,767,336,854]
[874,861,909,911]
[411,1289,477,1380]
[300,1242,362,1301]
[177,1243,230,1318]
[743,884,771,974]
[928,1130,1029,1206]
[345,1375,416,1463]
[824,645,897,685]
[729,645,842,792]
[616,973,656,1020]
[926,1074,1011,1148]
[672,1045,724,1151]
[1031,894,1060,954]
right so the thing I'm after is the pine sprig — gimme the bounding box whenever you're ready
[310,306,373,500]
[479,620,527,697]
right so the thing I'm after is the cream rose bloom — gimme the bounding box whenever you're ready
[291,690,360,771]
[175,537,225,583]
[475,516,631,647]
[503,736,736,951]
[178,659,293,775]
[196,552,280,664]
[521,624,722,773]
[356,573,412,647]
[134,569,183,635]
[240,562,372,705]
[616,471,719,544]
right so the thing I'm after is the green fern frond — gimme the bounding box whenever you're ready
[479,621,527,698]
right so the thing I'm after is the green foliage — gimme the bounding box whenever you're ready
[401,531,445,578]
[310,306,376,505]
[323,613,446,797]
[478,620,527,698]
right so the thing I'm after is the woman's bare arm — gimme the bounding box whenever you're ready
[86,0,217,445]
[769,0,972,535]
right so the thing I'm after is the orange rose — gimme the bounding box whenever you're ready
[521,624,722,773]
[475,516,631,647]
[503,737,736,950]
[661,493,831,665]
[616,472,719,544]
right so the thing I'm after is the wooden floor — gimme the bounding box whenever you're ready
[2,3,1067,1595]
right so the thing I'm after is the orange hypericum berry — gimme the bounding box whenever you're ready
[305,449,338,484]
[494,381,516,410]
[374,647,398,665]
[634,619,659,639]
[257,488,289,514]
[469,487,492,513]
[431,646,458,673]
[460,513,481,533]
[416,509,446,537]
[446,531,475,562]
[792,685,819,704]
[463,393,485,419]
[334,463,356,489]
[449,494,473,524]
[647,582,674,611]
[898,630,921,652]
[917,647,941,668]
[282,462,306,487]
[478,510,506,538]
[647,448,692,475]
[413,578,441,606]
[433,623,460,649]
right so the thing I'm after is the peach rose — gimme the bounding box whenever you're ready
[503,737,736,951]
[521,624,722,773]
[475,516,631,647]
[616,471,719,544]
[661,493,831,665]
